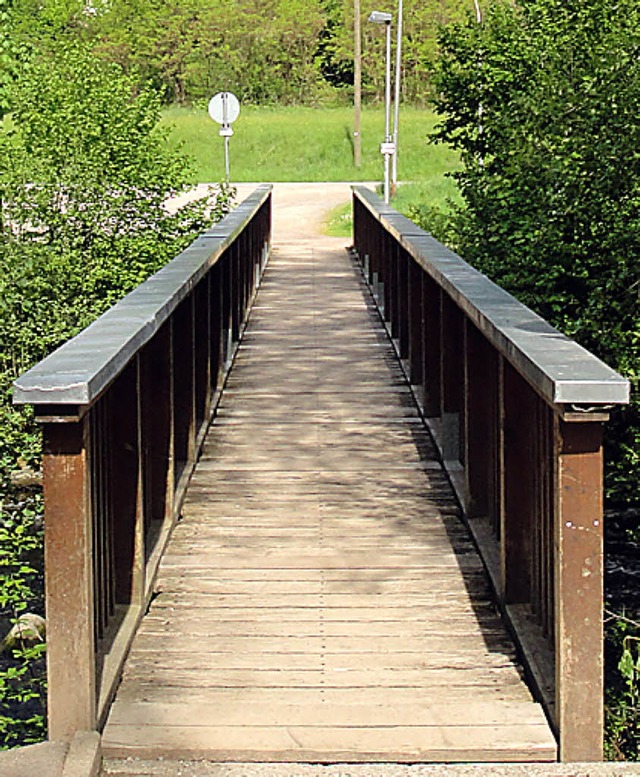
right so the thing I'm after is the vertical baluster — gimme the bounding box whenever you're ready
[139,322,173,557]
[397,248,409,360]
[464,321,499,520]
[210,263,224,394]
[194,278,210,435]
[422,276,441,419]
[172,297,195,488]
[407,258,423,389]
[111,360,143,606]
[440,293,464,464]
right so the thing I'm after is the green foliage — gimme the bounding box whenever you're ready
[605,613,640,760]
[4,0,476,106]
[0,498,46,748]
[432,0,640,508]
[0,37,234,748]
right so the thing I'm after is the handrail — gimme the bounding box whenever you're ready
[13,184,272,741]
[352,186,629,763]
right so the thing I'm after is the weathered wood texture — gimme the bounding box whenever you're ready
[102,236,556,763]
[352,188,630,762]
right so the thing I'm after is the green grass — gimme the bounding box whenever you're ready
[162,105,461,185]
[324,179,462,238]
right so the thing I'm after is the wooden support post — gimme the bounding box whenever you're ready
[140,322,173,535]
[43,420,96,741]
[111,361,143,606]
[422,276,441,418]
[502,362,536,603]
[407,258,423,388]
[555,419,604,762]
[464,321,499,519]
[397,248,409,359]
[194,278,210,431]
[440,293,464,462]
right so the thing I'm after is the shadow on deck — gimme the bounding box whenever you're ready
[100,232,555,762]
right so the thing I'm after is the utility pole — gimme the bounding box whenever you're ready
[354,0,362,167]
[391,0,403,194]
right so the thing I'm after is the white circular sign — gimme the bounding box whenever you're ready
[208,92,240,125]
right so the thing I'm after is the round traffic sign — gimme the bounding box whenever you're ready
[208,92,240,125]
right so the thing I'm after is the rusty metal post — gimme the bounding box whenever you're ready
[555,418,604,762]
[42,419,96,741]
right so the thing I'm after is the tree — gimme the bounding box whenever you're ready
[431,0,640,505]
[0,41,229,471]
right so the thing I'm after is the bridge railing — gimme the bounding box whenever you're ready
[13,185,272,741]
[352,186,630,762]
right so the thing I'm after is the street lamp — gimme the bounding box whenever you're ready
[368,10,393,204]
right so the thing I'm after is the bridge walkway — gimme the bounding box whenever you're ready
[101,210,556,762]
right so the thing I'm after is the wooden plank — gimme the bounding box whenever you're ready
[107,700,547,728]
[128,634,515,654]
[123,651,519,672]
[114,684,533,706]
[102,723,556,762]
[157,553,483,570]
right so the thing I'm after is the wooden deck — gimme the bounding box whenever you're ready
[101,233,556,763]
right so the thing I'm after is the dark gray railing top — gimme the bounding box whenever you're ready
[13,185,272,408]
[354,186,629,406]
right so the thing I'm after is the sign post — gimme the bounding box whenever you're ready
[208,92,241,184]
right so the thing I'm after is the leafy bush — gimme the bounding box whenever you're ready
[0,40,235,748]
[605,612,640,760]
[431,0,640,508]
[0,498,46,748]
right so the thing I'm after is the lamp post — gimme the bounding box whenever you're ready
[368,10,393,203]
[391,0,403,194]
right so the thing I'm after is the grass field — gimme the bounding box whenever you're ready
[162,105,460,185]
[162,105,462,237]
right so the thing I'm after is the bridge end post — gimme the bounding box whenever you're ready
[42,417,97,741]
[555,416,605,762]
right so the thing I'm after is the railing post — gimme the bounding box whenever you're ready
[111,360,144,606]
[502,362,537,603]
[440,293,464,463]
[397,247,409,359]
[407,258,424,388]
[463,320,500,520]
[43,418,96,741]
[555,417,604,762]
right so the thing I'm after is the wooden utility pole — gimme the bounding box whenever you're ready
[354,0,362,167]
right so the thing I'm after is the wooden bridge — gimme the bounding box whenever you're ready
[13,184,630,769]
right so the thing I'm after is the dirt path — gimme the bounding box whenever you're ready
[235,182,363,242]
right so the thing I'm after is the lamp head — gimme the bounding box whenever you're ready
[368,10,392,23]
